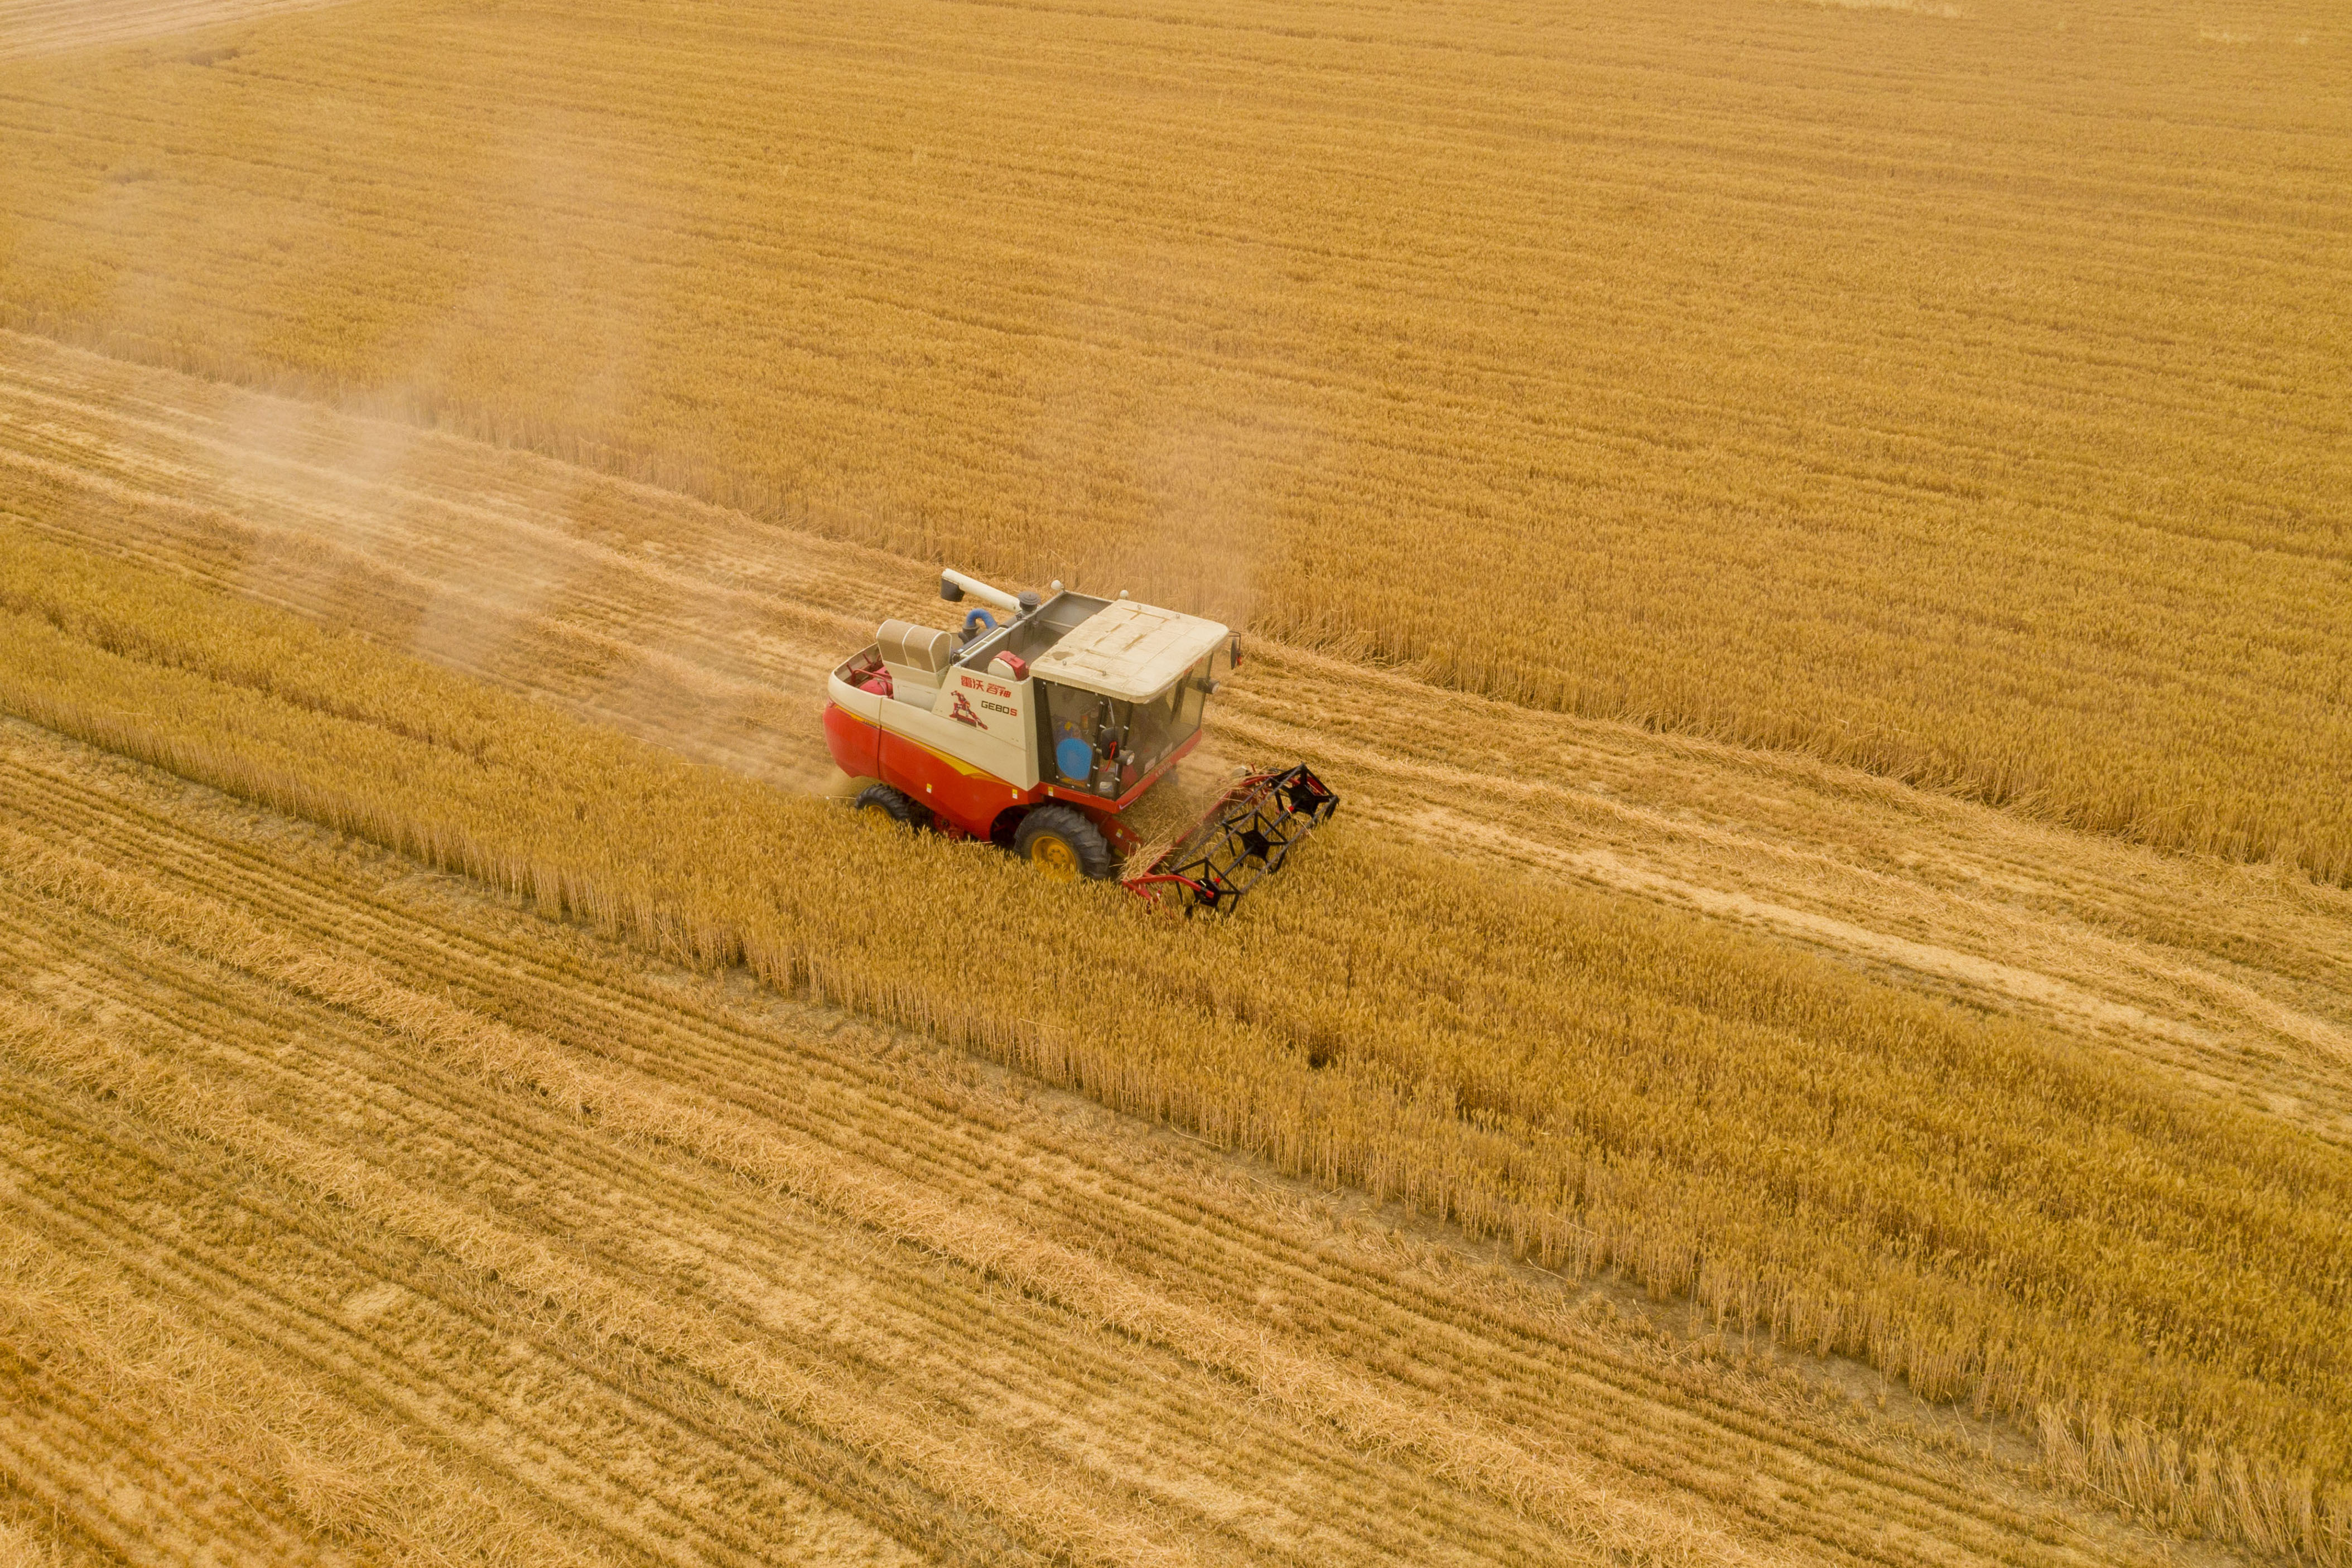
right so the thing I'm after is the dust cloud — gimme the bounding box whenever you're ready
[1016,239,1329,631]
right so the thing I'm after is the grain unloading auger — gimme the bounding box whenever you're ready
[822,569,1337,911]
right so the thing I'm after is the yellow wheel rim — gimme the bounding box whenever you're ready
[861,802,897,825]
[1030,833,1081,881]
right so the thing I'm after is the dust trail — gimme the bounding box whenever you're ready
[4,326,2350,1149]
[1018,238,1328,627]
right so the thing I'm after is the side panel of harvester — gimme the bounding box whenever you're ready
[878,734,1030,833]
[825,661,884,775]
[883,670,1035,833]
[825,645,1044,838]
[929,666,1035,773]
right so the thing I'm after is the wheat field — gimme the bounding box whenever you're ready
[7,713,2258,1567]
[2,0,2349,1560]
[4,525,2350,1561]
[6,329,2346,1151]
[0,0,2345,875]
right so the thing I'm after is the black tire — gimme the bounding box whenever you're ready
[1013,804,1116,881]
[853,783,929,831]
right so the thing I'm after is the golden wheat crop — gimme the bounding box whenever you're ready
[7,716,2234,1567]
[0,0,2345,877]
[4,528,2347,1561]
[7,326,2348,1160]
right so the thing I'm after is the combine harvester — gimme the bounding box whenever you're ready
[824,570,1336,910]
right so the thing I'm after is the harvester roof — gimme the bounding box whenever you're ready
[1026,597,1229,702]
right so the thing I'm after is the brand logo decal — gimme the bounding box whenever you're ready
[951,672,1020,727]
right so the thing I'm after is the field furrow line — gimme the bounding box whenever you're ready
[0,963,1030,1561]
[0,790,2136,1568]
[0,782,2089,1564]
[0,1066,1014,1568]
[0,1421,215,1568]
[0,1348,334,1567]
[0,887,1629,1565]
[0,982,1327,1566]
[0,1117,770,1568]
[0,930,1365,1563]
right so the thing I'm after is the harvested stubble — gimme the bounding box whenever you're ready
[0,0,2345,877]
[2,528,2348,1560]
[2,717,2250,1567]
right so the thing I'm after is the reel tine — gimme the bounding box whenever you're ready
[1143,764,1339,913]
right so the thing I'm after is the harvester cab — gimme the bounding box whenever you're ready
[823,569,1336,910]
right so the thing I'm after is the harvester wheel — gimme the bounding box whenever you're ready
[1014,804,1115,882]
[854,784,928,831]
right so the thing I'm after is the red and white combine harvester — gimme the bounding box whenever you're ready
[823,569,1336,910]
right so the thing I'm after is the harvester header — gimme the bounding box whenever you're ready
[822,570,1336,910]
